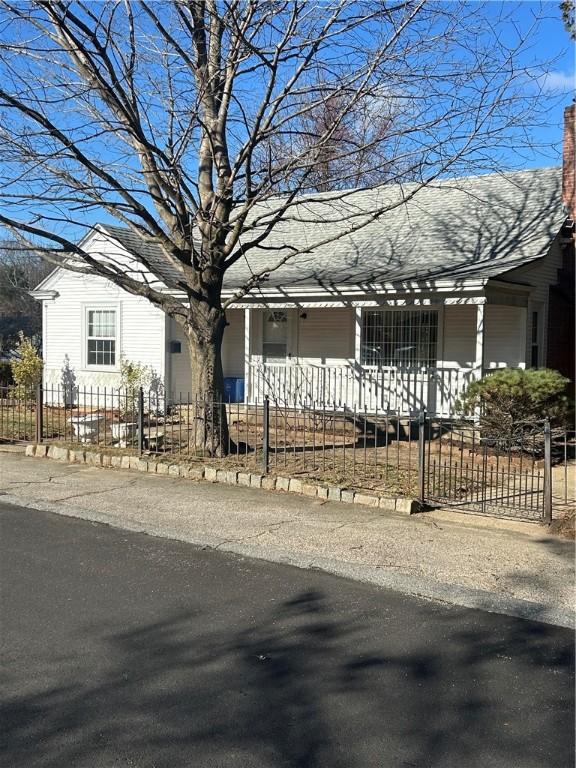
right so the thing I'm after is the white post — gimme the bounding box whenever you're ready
[518,306,528,369]
[244,309,251,403]
[354,306,362,408]
[474,302,485,381]
[474,302,485,422]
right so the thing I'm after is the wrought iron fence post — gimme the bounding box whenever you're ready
[35,383,43,444]
[137,387,145,456]
[262,396,270,474]
[418,410,426,505]
[543,418,552,524]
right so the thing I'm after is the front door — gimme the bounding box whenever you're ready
[263,310,289,363]
[257,310,296,403]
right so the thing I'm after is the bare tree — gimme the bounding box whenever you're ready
[263,83,399,192]
[0,0,554,453]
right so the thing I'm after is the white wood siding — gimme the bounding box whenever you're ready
[483,305,527,369]
[295,308,354,363]
[40,225,562,403]
[440,305,476,367]
[223,309,245,376]
[167,320,190,396]
[43,269,165,389]
[501,239,563,364]
[440,304,526,369]
[168,309,245,395]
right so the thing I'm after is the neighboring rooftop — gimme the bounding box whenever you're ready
[99,166,563,293]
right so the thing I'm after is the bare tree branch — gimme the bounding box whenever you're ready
[0,0,558,448]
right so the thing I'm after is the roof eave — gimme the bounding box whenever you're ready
[220,276,488,301]
[30,289,59,301]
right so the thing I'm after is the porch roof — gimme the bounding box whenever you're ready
[97,166,563,295]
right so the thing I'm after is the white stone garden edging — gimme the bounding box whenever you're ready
[25,443,421,515]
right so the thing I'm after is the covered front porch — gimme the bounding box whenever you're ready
[246,361,474,416]
[168,281,532,417]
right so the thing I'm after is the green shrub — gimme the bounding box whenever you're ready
[9,332,43,397]
[120,357,152,391]
[119,357,153,418]
[457,367,571,448]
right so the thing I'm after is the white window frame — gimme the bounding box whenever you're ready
[529,306,542,368]
[82,304,120,371]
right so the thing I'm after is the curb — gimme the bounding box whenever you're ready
[24,443,422,515]
[1,489,573,631]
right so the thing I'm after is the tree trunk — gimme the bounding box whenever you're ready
[183,299,230,457]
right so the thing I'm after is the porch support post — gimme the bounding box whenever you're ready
[244,309,251,403]
[474,301,485,381]
[474,301,485,422]
[518,306,527,369]
[354,307,362,408]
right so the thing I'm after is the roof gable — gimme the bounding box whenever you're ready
[31,228,111,292]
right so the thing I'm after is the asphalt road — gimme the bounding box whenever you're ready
[1,501,573,768]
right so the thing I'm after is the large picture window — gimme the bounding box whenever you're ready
[86,308,117,366]
[361,309,438,367]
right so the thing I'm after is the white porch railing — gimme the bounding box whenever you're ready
[246,361,475,417]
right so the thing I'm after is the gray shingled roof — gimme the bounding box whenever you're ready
[97,223,184,288]
[99,166,564,294]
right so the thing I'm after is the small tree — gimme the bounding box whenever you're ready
[10,331,43,398]
[457,368,571,451]
[119,357,153,420]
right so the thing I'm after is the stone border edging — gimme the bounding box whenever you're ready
[25,443,421,515]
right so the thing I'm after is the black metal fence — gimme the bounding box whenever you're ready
[1,384,573,522]
[422,417,559,521]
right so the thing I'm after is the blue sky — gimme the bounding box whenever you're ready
[0,0,573,248]
[499,1,575,167]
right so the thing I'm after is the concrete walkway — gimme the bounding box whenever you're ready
[0,451,573,627]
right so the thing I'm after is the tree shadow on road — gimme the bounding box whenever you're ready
[1,588,573,768]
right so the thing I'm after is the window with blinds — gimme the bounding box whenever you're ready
[86,308,117,366]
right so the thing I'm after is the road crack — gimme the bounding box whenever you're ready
[213,518,296,550]
[51,479,140,502]
[329,514,383,533]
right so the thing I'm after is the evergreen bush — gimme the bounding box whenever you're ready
[457,367,571,450]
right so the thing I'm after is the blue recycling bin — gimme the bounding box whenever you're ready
[224,377,245,403]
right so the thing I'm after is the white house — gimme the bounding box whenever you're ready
[32,163,574,417]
